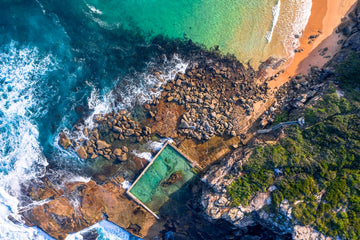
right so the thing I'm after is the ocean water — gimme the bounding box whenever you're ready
[83,0,312,66]
[0,0,311,239]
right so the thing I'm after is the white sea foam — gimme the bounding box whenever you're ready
[115,54,188,110]
[278,0,312,57]
[0,42,57,239]
[85,3,103,15]
[84,86,114,129]
[148,138,174,151]
[83,55,188,129]
[121,180,131,190]
[131,138,173,162]
[132,151,153,162]
[266,0,281,43]
[66,220,140,240]
[67,176,92,183]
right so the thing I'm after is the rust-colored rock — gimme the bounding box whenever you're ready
[112,126,122,133]
[21,180,156,239]
[151,101,186,138]
[113,148,122,156]
[121,146,129,153]
[144,103,151,110]
[96,140,110,149]
[76,146,88,160]
[119,153,128,161]
[59,132,71,149]
[87,146,94,154]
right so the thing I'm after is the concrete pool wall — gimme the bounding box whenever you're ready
[126,141,200,219]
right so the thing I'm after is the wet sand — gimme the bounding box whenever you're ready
[269,0,358,89]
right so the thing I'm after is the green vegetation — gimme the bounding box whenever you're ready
[336,51,360,102]
[227,51,360,239]
[272,111,290,125]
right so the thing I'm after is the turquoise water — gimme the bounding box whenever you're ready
[82,0,312,66]
[84,0,276,64]
[0,0,311,239]
[129,145,196,213]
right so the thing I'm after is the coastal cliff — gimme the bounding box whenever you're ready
[201,2,360,239]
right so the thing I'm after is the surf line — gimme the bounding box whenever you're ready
[266,0,281,43]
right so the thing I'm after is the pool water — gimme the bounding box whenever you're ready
[129,144,196,214]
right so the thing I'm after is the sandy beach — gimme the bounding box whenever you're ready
[269,0,358,89]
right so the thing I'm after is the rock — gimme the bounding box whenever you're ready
[83,128,88,136]
[87,147,94,154]
[76,146,88,160]
[122,146,129,153]
[226,208,244,222]
[90,154,98,159]
[143,126,151,135]
[96,140,111,150]
[176,79,182,86]
[93,114,102,122]
[112,126,123,133]
[149,111,155,118]
[91,130,99,140]
[124,129,135,136]
[167,96,174,102]
[293,225,330,240]
[215,196,228,207]
[161,170,183,187]
[113,148,122,157]
[118,153,128,161]
[144,103,151,110]
[59,132,71,149]
[209,207,222,219]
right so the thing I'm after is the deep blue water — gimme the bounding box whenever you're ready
[0,0,189,238]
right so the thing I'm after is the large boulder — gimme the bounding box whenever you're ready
[118,153,128,161]
[76,146,88,160]
[112,126,122,133]
[113,148,122,157]
[96,140,111,150]
[121,146,129,153]
[59,132,71,149]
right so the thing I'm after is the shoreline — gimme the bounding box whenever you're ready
[269,0,358,89]
[18,1,360,239]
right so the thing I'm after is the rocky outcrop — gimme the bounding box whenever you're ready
[60,110,154,161]
[293,226,331,240]
[96,140,110,149]
[151,64,270,141]
[201,148,294,238]
[59,132,71,149]
[21,179,156,239]
[76,146,87,160]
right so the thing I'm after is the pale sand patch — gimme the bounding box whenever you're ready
[269,0,358,89]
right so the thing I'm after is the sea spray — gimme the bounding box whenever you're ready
[82,54,188,131]
[66,220,141,240]
[277,0,312,57]
[131,138,174,162]
[266,0,281,43]
[0,42,55,240]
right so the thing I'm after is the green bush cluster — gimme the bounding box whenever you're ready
[227,88,360,238]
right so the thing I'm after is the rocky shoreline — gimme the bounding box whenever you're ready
[18,2,360,239]
[24,45,278,239]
